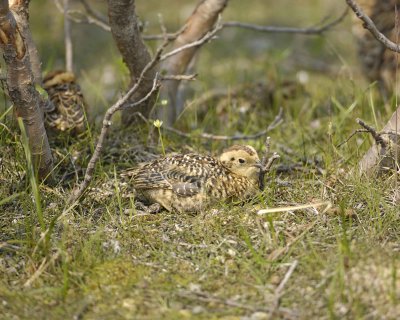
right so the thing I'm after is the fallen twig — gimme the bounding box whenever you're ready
[336,129,369,148]
[268,220,319,261]
[269,260,299,317]
[69,76,160,203]
[23,250,60,288]
[258,201,331,215]
[176,290,295,317]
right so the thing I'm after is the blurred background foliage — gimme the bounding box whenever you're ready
[28,0,359,125]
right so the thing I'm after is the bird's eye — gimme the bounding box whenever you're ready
[238,158,245,163]
[230,157,235,161]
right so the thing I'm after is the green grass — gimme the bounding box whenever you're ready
[1,1,400,319]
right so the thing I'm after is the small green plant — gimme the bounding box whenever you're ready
[153,119,166,156]
[17,117,45,232]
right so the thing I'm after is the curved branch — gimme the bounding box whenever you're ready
[223,8,348,34]
[346,0,400,53]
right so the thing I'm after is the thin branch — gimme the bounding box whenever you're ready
[160,23,223,61]
[53,0,111,31]
[176,290,295,318]
[356,118,387,148]
[63,0,73,72]
[70,32,188,202]
[336,129,369,148]
[79,0,108,25]
[269,260,299,317]
[159,74,197,81]
[57,3,347,39]
[276,260,299,294]
[223,8,348,34]
[141,21,189,41]
[69,76,160,203]
[259,137,280,191]
[161,108,283,141]
[346,0,400,53]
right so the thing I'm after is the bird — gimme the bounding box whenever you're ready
[126,145,262,213]
[42,70,87,135]
[351,0,400,98]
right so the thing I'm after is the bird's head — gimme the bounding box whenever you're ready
[43,70,76,88]
[219,145,261,182]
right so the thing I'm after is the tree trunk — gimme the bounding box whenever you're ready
[108,0,158,124]
[159,0,229,125]
[0,0,53,179]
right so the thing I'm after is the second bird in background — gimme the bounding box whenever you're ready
[43,70,88,136]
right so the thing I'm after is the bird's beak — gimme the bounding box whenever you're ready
[253,161,263,169]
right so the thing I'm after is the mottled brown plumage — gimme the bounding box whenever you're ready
[43,70,87,135]
[352,0,400,97]
[127,145,261,213]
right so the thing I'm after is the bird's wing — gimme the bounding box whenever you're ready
[45,83,86,132]
[131,156,207,196]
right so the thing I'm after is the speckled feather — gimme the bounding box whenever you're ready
[43,71,87,134]
[127,147,260,212]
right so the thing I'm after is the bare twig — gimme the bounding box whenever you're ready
[159,23,223,61]
[176,290,295,317]
[223,8,348,34]
[79,0,108,25]
[159,74,197,81]
[69,76,160,203]
[346,0,400,53]
[69,41,168,203]
[336,129,369,148]
[161,107,284,141]
[268,220,319,261]
[356,118,387,148]
[64,0,73,72]
[53,0,111,31]
[269,260,299,317]
[23,251,61,288]
[259,137,280,191]
[276,260,299,294]
[60,4,347,38]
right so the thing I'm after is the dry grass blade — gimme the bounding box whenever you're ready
[258,201,331,215]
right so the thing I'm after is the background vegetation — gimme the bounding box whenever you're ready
[1,0,399,319]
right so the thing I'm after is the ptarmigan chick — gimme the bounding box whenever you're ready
[128,145,261,213]
[43,70,87,135]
